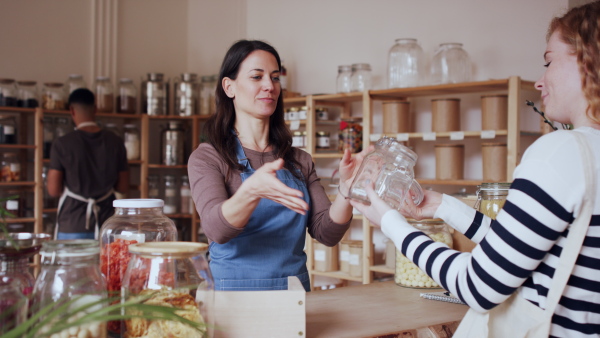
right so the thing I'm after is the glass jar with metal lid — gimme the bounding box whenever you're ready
[33,239,107,338]
[123,124,140,160]
[298,106,308,120]
[350,63,372,92]
[117,78,137,114]
[292,131,303,148]
[161,121,185,165]
[64,74,87,98]
[99,199,177,336]
[141,73,168,115]
[474,182,510,219]
[395,219,453,288]
[122,242,214,338]
[316,107,329,121]
[42,82,66,110]
[94,76,114,113]
[336,65,352,93]
[174,73,200,116]
[16,80,38,108]
[1,153,21,182]
[316,131,330,149]
[0,79,17,107]
[288,106,300,121]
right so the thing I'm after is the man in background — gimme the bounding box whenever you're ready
[47,88,129,239]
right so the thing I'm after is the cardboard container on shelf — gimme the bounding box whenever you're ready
[313,240,339,272]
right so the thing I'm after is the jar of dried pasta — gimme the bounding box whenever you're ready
[395,219,453,288]
[475,182,510,219]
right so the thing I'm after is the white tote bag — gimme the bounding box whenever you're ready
[454,132,596,338]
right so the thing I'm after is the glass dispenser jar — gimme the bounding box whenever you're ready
[387,38,425,88]
[16,80,39,108]
[117,78,137,114]
[0,78,17,107]
[99,199,177,336]
[42,82,66,110]
[475,182,510,219]
[122,242,214,338]
[161,121,185,165]
[348,136,424,209]
[430,43,472,85]
[175,73,200,116]
[141,73,168,115]
[395,219,453,288]
[33,239,107,338]
[350,63,372,92]
[200,75,217,116]
[64,74,87,98]
[0,232,50,296]
[336,65,352,93]
[163,175,178,214]
[94,76,114,112]
[123,124,140,160]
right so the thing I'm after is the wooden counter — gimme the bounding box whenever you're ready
[306,281,468,338]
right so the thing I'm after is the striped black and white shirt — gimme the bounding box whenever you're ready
[381,127,600,337]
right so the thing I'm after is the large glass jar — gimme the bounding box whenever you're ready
[395,219,453,288]
[123,124,140,160]
[16,80,39,108]
[200,75,216,116]
[0,232,50,296]
[42,82,66,110]
[175,73,200,116]
[117,78,137,114]
[161,121,185,165]
[142,73,168,115]
[336,65,352,93]
[0,276,28,334]
[33,239,107,338]
[99,199,177,336]
[163,175,178,214]
[122,242,214,338]
[430,43,472,85]
[180,175,193,214]
[475,182,510,219]
[0,78,17,107]
[1,153,21,182]
[65,74,87,97]
[147,175,160,199]
[348,136,424,209]
[94,76,114,113]
[350,63,372,92]
[387,38,425,88]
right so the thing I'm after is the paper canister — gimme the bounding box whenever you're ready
[431,98,460,132]
[313,240,339,272]
[481,95,508,130]
[339,241,351,273]
[481,143,507,182]
[382,100,410,134]
[384,239,396,269]
[348,241,363,277]
[435,143,464,180]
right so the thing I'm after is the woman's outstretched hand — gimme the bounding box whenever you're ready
[349,180,392,227]
[399,189,443,220]
[337,146,374,198]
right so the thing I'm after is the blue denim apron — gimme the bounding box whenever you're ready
[209,138,311,291]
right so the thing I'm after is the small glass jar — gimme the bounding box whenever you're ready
[161,121,185,165]
[163,175,178,214]
[292,131,303,148]
[64,74,87,98]
[141,73,168,115]
[316,107,329,121]
[475,182,510,219]
[33,239,107,338]
[94,76,114,113]
[122,242,214,338]
[200,75,215,116]
[0,79,17,107]
[298,106,308,120]
[42,82,66,110]
[336,65,352,94]
[180,175,193,214]
[123,124,140,160]
[174,73,200,116]
[0,115,17,144]
[387,38,425,88]
[0,232,51,296]
[395,219,453,288]
[1,153,21,182]
[99,199,177,336]
[16,80,39,108]
[147,175,160,199]
[430,43,472,85]
[288,106,299,121]
[54,116,72,138]
[316,131,330,149]
[117,78,137,114]
[338,120,362,153]
[350,63,372,92]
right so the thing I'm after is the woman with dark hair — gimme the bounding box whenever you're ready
[351,2,600,336]
[188,40,366,292]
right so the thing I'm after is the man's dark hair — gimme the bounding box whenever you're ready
[68,88,95,107]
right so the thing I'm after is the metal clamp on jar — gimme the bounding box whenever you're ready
[474,182,510,219]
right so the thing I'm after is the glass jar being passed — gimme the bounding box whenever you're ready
[475,182,510,219]
[33,239,107,338]
[348,136,424,209]
[395,219,453,288]
[122,242,214,338]
[99,199,177,336]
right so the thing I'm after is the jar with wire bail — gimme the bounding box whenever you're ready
[99,199,177,336]
[121,242,214,338]
[474,182,510,219]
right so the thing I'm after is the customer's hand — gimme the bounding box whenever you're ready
[337,146,374,197]
[399,189,443,220]
[349,181,392,227]
[239,158,309,215]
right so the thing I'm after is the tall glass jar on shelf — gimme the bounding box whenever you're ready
[117,78,137,114]
[147,175,160,199]
[141,73,168,115]
[200,75,217,116]
[174,73,200,116]
[430,43,472,84]
[0,78,17,107]
[16,80,39,108]
[123,124,140,161]
[42,82,66,110]
[64,74,87,98]
[336,65,352,93]
[350,63,372,92]
[94,76,114,113]
[387,38,425,88]
[163,175,178,214]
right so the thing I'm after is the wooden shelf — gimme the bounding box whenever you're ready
[127,160,143,165]
[96,112,142,119]
[4,217,36,223]
[0,181,36,187]
[0,144,36,149]
[0,107,36,113]
[148,115,194,120]
[313,152,343,159]
[43,208,58,213]
[375,130,508,140]
[313,92,364,104]
[310,270,364,282]
[148,164,188,169]
[370,264,394,275]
